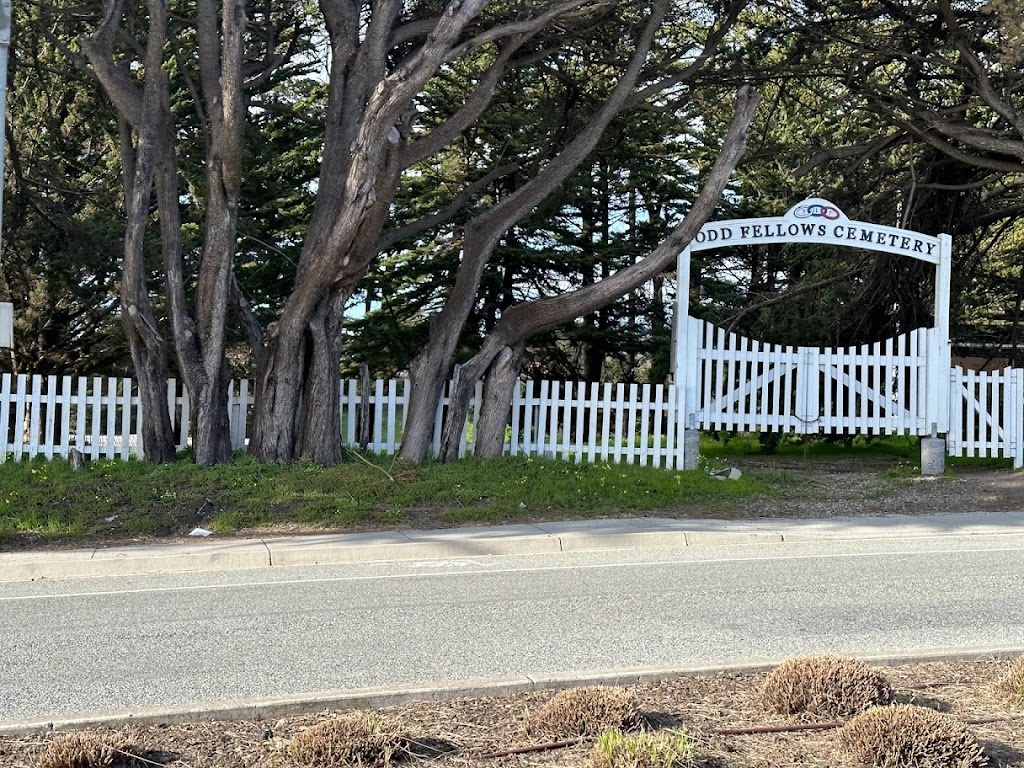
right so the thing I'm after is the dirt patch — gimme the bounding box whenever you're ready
[2,660,1022,767]
[713,458,1024,519]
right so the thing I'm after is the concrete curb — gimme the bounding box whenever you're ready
[3,511,1024,583]
[2,645,1020,737]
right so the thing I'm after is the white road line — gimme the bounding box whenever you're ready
[0,544,1020,603]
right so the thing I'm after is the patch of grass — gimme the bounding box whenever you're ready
[996,655,1024,705]
[593,728,698,768]
[37,730,139,768]
[0,451,799,548]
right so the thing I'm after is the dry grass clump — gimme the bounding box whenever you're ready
[839,705,987,768]
[528,687,641,738]
[759,654,893,717]
[592,728,698,768]
[995,655,1024,705]
[37,731,139,768]
[289,712,404,767]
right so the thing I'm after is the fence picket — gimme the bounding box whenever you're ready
[522,380,535,456]
[509,380,522,457]
[587,382,599,464]
[43,375,58,459]
[0,374,10,461]
[59,376,72,459]
[573,381,586,463]
[626,383,638,463]
[599,383,611,462]
[652,385,664,467]
[27,374,42,458]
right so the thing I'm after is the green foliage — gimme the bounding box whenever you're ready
[593,728,698,768]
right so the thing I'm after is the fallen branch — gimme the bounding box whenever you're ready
[346,447,396,482]
[477,737,582,758]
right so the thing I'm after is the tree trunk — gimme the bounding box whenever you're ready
[473,344,524,459]
[249,289,347,464]
[297,292,346,465]
[122,311,176,464]
[437,352,490,463]
[401,334,459,463]
[109,4,176,465]
[189,357,233,464]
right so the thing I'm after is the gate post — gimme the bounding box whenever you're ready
[673,246,698,469]
[926,233,953,436]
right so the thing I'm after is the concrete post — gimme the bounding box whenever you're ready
[920,436,946,476]
[683,429,700,470]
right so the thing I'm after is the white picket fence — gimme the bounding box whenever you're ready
[0,373,687,467]
[0,367,1020,467]
[947,366,1024,467]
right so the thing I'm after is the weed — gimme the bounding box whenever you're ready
[996,655,1024,705]
[592,728,698,768]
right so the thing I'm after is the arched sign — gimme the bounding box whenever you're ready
[687,197,943,263]
[671,198,952,470]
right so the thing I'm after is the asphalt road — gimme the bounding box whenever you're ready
[1,534,1023,723]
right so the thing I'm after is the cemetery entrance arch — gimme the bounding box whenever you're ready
[671,198,952,469]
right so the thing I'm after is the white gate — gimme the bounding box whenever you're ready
[672,198,952,466]
[686,320,932,435]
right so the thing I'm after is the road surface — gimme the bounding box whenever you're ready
[1,534,1022,723]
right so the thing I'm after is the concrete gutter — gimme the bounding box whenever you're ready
[1,645,1020,736]
[2,511,1024,582]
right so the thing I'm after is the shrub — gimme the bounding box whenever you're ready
[528,687,640,738]
[996,655,1024,705]
[289,713,403,767]
[37,731,138,768]
[839,705,987,768]
[759,654,893,717]
[592,728,698,768]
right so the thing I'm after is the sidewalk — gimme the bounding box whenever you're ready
[3,510,1024,583]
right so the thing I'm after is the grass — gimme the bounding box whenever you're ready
[593,728,698,768]
[0,430,1007,549]
[702,432,1014,471]
[0,451,793,547]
